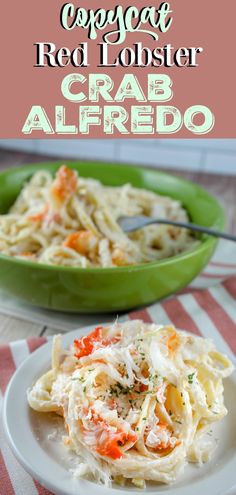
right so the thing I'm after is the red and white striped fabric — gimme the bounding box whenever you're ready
[190,240,236,289]
[0,276,236,495]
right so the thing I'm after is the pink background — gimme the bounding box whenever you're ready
[0,0,235,138]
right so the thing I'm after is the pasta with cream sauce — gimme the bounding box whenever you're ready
[0,165,198,267]
[28,320,234,487]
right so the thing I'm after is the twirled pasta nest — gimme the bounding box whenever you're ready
[28,320,233,487]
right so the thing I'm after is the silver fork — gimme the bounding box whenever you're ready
[118,216,236,242]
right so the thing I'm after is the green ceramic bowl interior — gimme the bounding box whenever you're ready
[0,161,225,313]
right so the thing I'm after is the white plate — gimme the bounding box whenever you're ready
[3,324,236,495]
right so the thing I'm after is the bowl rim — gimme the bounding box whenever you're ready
[0,161,225,274]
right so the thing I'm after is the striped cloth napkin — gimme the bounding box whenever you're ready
[0,273,236,494]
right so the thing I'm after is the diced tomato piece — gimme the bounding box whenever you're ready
[74,327,120,359]
[96,436,124,459]
[167,331,180,354]
[83,410,137,460]
[96,429,136,460]
[64,230,97,256]
[140,383,148,392]
[27,203,49,222]
[51,165,77,202]
[74,327,103,358]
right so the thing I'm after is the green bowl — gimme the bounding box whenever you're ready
[0,161,224,313]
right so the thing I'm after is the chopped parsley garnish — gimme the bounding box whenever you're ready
[187,372,195,384]
[149,373,158,382]
[110,383,134,397]
[72,376,85,382]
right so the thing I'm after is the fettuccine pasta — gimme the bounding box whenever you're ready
[0,165,198,267]
[28,320,234,487]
